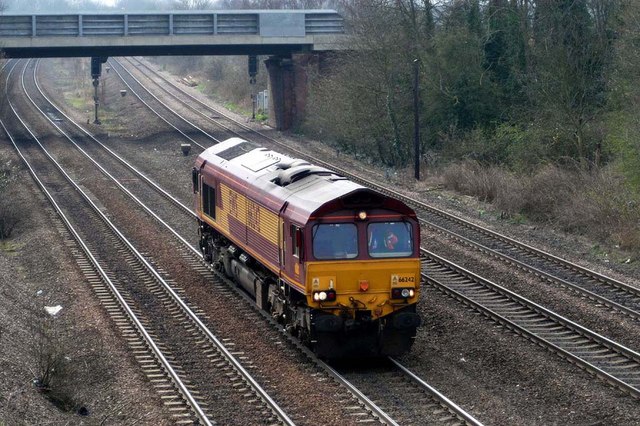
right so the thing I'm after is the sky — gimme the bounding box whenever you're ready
[3,0,173,13]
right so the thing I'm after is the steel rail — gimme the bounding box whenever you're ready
[126,56,262,138]
[422,217,640,320]
[34,58,399,425]
[3,59,212,426]
[421,248,640,399]
[313,360,399,426]
[123,57,239,137]
[15,58,295,426]
[32,61,195,218]
[25,60,199,252]
[388,357,484,426]
[107,57,215,149]
[126,58,639,311]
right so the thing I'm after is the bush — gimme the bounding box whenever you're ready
[520,165,579,222]
[440,160,526,213]
[30,312,112,414]
[0,192,23,239]
[441,160,500,202]
[440,161,640,251]
[255,111,268,122]
[32,317,69,396]
[607,111,640,191]
[0,163,27,239]
[556,168,640,249]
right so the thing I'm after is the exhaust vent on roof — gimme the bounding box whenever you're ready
[276,158,311,170]
[274,165,333,187]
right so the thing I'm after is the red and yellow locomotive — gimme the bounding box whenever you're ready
[193,138,421,358]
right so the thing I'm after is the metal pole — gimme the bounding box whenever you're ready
[252,91,256,120]
[248,55,257,120]
[93,78,101,125]
[413,58,420,180]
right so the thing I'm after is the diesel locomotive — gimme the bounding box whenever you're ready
[193,138,421,358]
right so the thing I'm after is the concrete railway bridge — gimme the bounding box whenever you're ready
[0,10,347,130]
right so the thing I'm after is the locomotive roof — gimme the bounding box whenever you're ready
[197,138,378,223]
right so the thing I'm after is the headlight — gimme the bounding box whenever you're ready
[391,288,416,299]
[313,290,336,302]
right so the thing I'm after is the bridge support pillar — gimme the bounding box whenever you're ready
[265,53,320,131]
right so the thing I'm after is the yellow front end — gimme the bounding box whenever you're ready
[305,258,421,320]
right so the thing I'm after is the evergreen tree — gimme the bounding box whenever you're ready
[529,0,615,162]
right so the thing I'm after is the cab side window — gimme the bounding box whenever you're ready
[291,225,303,259]
[202,182,216,219]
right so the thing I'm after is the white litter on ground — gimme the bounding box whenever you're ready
[44,305,62,316]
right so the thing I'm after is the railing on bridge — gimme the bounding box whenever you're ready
[0,10,344,38]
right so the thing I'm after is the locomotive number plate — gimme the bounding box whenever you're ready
[391,274,415,286]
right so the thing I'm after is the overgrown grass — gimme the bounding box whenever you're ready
[0,240,21,253]
[65,94,88,111]
[94,109,126,134]
[441,161,640,252]
[255,111,268,122]
[223,101,252,117]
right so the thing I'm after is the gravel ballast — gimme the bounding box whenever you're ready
[10,56,638,424]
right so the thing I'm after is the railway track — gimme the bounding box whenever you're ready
[90,57,634,402]
[421,249,640,398]
[115,56,640,398]
[24,58,484,424]
[25,61,197,238]
[335,358,484,426]
[9,57,308,425]
[122,57,640,325]
[120,56,258,141]
[107,57,218,149]
[3,59,218,425]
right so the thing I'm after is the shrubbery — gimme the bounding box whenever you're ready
[301,2,640,253]
[441,161,640,251]
[0,163,26,240]
[28,308,113,416]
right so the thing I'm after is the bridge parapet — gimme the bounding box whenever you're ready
[0,10,343,38]
[0,10,347,130]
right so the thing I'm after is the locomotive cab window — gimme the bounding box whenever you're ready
[312,224,358,260]
[191,168,199,194]
[368,221,413,258]
[202,182,216,219]
[291,225,303,259]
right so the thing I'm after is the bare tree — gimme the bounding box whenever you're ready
[218,0,327,9]
[173,0,214,9]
